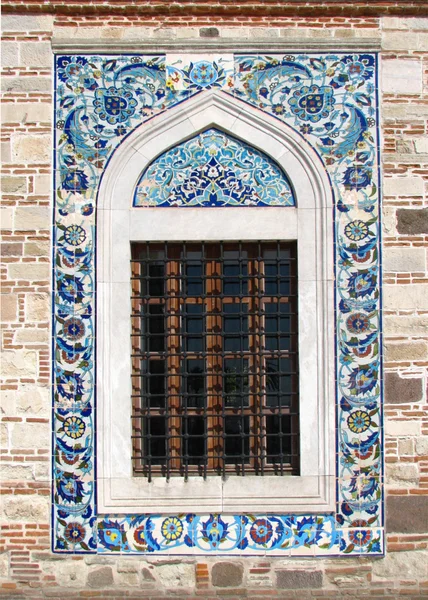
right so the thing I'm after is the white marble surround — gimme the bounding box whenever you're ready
[97,90,335,513]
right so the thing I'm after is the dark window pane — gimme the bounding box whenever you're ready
[224,304,248,352]
[148,263,164,296]
[184,304,204,352]
[185,263,203,296]
[266,415,292,463]
[224,358,249,407]
[182,417,205,465]
[224,416,250,464]
[146,359,165,407]
[184,359,205,408]
[147,304,165,351]
[223,250,248,295]
[265,358,293,407]
[144,417,166,465]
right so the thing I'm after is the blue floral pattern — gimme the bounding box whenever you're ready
[134,128,295,207]
[53,53,382,556]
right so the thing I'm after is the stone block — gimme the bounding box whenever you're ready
[382,59,422,94]
[13,327,49,344]
[383,177,424,197]
[0,424,8,448]
[1,242,22,256]
[383,247,426,273]
[1,14,54,31]
[396,139,415,154]
[200,27,220,38]
[0,551,9,579]
[0,208,14,229]
[415,138,428,154]
[1,176,27,194]
[120,27,157,40]
[26,293,49,322]
[176,28,200,39]
[220,27,250,39]
[383,104,428,119]
[1,294,18,322]
[43,560,87,587]
[386,496,428,533]
[249,27,280,38]
[156,563,195,589]
[0,464,34,481]
[141,567,155,581]
[1,495,49,522]
[384,315,428,337]
[1,76,52,93]
[385,341,428,362]
[417,32,428,50]
[1,102,52,124]
[372,549,428,580]
[116,570,140,586]
[383,17,428,30]
[386,463,419,485]
[34,462,50,480]
[382,32,414,50]
[385,420,421,437]
[2,350,37,377]
[34,174,51,195]
[0,389,16,415]
[1,141,11,162]
[382,17,406,30]
[385,373,423,404]
[9,262,50,281]
[212,562,244,587]
[15,206,49,231]
[87,567,114,588]
[20,42,52,68]
[15,385,51,416]
[11,421,49,449]
[277,570,323,589]
[416,437,428,456]
[383,284,428,310]
[382,207,396,235]
[12,134,51,163]
[117,560,139,573]
[396,208,428,235]
[25,241,50,257]
[398,438,414,455]
[1,42,18,68]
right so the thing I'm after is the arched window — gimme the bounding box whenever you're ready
[97,90,334,513]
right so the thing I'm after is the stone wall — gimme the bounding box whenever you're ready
[1,7,427,599]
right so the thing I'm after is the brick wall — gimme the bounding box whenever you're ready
[1,7,427,598]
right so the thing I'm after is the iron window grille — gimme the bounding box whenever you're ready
[131,241,299,480]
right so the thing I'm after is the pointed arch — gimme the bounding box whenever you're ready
[97,89,335,515]
[97,89,332,212]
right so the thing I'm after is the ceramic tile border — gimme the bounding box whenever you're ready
[52,52,383,556]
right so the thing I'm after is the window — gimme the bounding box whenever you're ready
[97,91,334,513]
[131,242,299,479]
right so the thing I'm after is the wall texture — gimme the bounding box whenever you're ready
[1,4,428,598]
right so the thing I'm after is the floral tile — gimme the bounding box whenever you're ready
[52,52,383,557]
[134,127,295,207]
[166,54,234,94]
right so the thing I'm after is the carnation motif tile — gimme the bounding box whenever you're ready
[166,54,234,94]
[53,52,383,556]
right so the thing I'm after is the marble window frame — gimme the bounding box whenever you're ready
[97,90,336,514]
